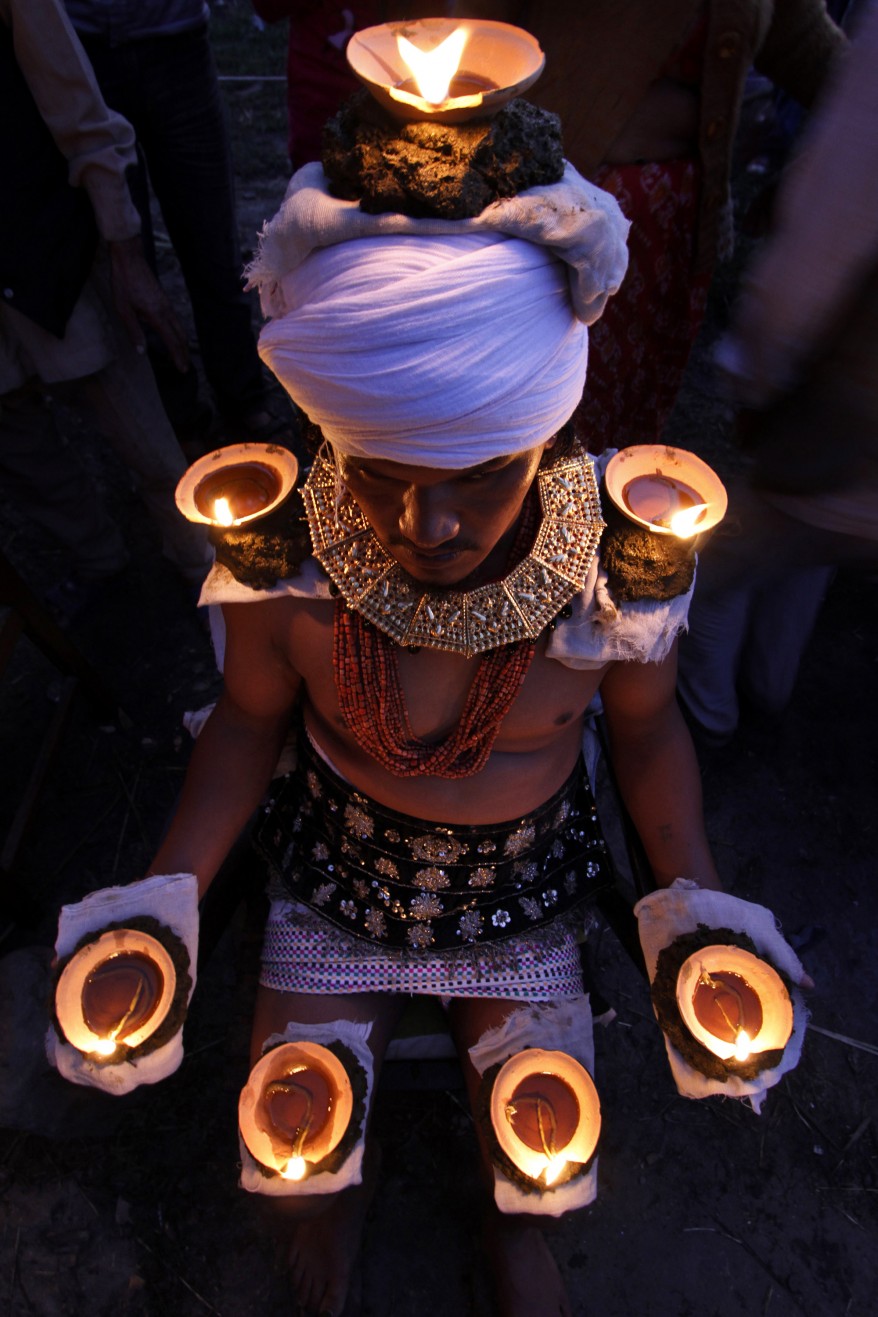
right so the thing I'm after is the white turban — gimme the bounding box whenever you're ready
[251,162,630,467]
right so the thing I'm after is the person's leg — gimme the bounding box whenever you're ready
[677,482,814,744]
[448,997,575,1317]
[679,481,853,742]
[250,986,407,1317]
[118,30,270,423]
[75,35,211,448]
[741,565,836,719]
[676,580,753,745]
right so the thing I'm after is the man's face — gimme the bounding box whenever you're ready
[337,443,551,587]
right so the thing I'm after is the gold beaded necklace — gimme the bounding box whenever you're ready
[302,440,605,659]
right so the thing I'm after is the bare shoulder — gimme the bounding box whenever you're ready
[221,596,309,718]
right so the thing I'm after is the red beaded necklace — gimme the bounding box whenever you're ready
[334,610,536,778]
[333,495,539,778]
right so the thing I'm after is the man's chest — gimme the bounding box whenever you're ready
[285,601,605,749]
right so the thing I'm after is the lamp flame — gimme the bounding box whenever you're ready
[397,28,468,104]
[213,496,235,526]
[543,1155,568,1187]
[733,1030,753,1063]
[91,1034,118,1058]
[669,502,710,538]
[281,1155,307,1181]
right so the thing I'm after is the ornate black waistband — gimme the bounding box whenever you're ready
[252,731,613,954]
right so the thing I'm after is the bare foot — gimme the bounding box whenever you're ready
[286,1141,379,1316]
[484,1210,573,1317]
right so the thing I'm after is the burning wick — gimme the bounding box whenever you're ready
[281,1156,307,1182]
[669,502,710,538]
[213,496,235,526]
[193,462,279,525]
[82,950,164,1058]
[734,1030,753,1063]
[505,1073,579,1183]
[263,1063,335,1180]
[397,28,469,104]
[623,474,708,538]
[543,1154,569,1188]
[87,977,143,1057]
[694,969,762,1063]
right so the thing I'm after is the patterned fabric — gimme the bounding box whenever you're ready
[574,157,711,455]
[259,898,587,1001]
[571,7,711,454]
[252,728,613,955]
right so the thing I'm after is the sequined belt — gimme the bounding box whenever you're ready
[252,731,613,954]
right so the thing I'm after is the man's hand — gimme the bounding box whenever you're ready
[108,236,190,372]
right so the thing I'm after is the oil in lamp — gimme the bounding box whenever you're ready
[54,928,177,1061]
[604,445,727,539]
[239,1041,354,1182]
[175,441,298,529]
[346,18,544,125]
[676,945,794,1065]
[490,1049,600,1186]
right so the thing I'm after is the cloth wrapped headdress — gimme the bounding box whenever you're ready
[248,161,630,467]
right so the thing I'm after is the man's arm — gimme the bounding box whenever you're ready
[149,600,301,898]
[599,641,721,891]
[5,0,188,367]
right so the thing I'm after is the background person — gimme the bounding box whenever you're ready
[0,0,209,596]
[678,0,878,741]
[466,0,846,452]
[65,0,295,453]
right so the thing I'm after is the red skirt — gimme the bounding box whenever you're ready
[575,158,711,454]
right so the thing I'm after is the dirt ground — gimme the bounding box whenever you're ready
[1,7,877,1315]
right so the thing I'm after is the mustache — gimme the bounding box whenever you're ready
[389,535,478,553]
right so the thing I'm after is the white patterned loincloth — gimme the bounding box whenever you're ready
[260,898,587,1000]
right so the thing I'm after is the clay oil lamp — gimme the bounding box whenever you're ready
[676,945,794,1066]
[54,928,177,1061]
[604,445,727,540]
[239,1042,354,1182]
[346,17,544,125]
[490,1049,600,1186]
[175,442,298,530]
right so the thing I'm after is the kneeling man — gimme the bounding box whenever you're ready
[150,168,720,1316]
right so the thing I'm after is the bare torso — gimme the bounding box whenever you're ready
[279,596,608,824]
